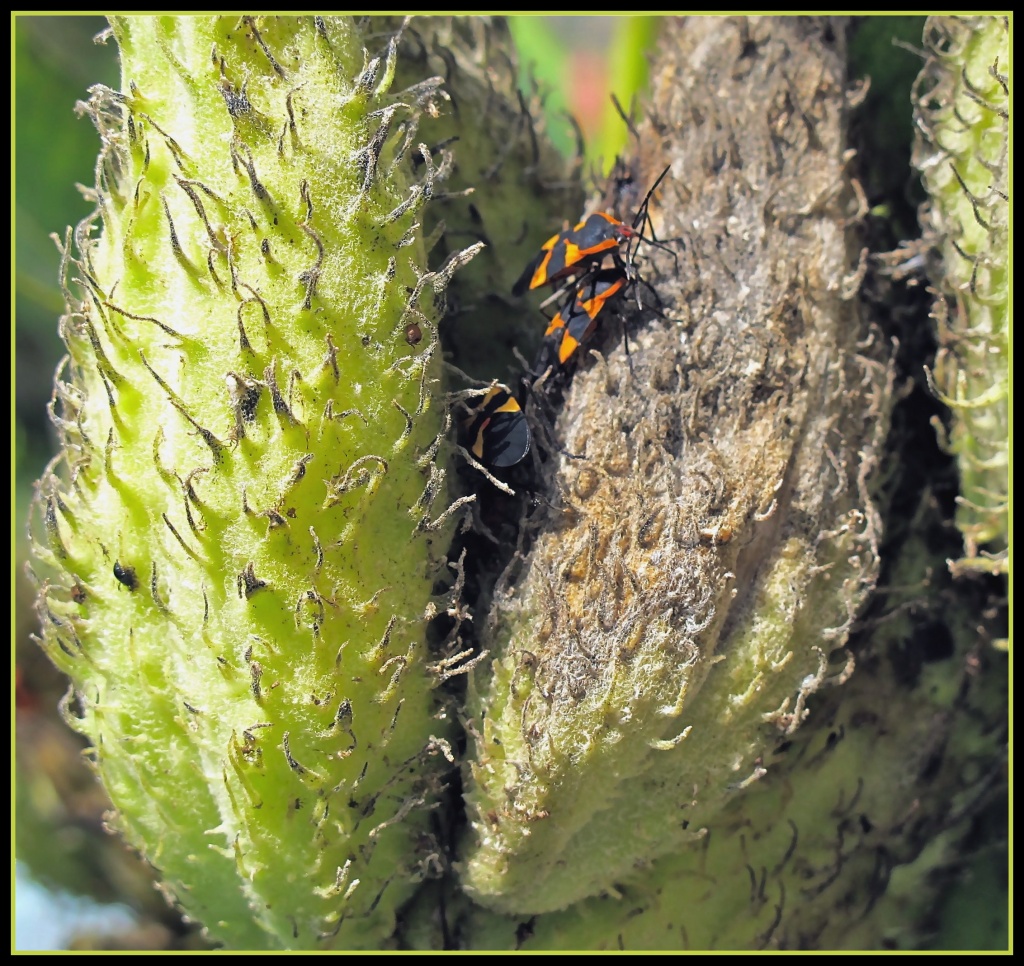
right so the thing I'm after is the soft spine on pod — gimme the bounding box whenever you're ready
[460,16,890,916]
[913,15,1009,578]
[27,16,477,949]
[442,16,1005,950]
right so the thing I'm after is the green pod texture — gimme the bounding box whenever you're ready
[25,15,1007,951]
[913,16,1009,578]
[27,16,478,949]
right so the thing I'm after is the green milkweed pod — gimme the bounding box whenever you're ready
[913,15,1009,579]
[28,15,478,949]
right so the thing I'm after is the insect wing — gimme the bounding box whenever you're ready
[465,387,531,468]
[557,301,596,364]
[538,212,623,290]
[513,231,561,296]
[576,270,628,320]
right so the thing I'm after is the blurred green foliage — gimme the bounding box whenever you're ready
[507,16,574,155]
[508,16,656,170]
[594,16,657,169]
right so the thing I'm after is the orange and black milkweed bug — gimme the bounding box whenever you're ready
[535,268,629,372]
[462,385,531,468]
[512,165,677,297]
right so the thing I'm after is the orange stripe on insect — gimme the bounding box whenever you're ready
[462,385,531,469]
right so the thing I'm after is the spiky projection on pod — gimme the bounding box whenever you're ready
[460,15,891,917]
[387,16,586,376]
[912,16,1008,578]
[27,16,478,949]
[449,17,1005,946]
[444,485,1007,949]
[26,15,1007,951]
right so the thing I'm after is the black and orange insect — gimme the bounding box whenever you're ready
[512,164,676,297]
[534,268,629,373]
[462,385,531,468]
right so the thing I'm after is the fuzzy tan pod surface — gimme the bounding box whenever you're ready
[461,17,892,916]
[27,16,478,949]
[913,16,1008,578]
